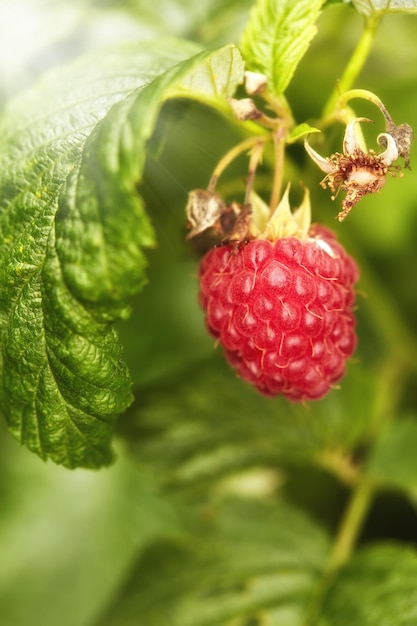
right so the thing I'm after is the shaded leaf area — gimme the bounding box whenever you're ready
[366,415,417,497]
[124,0,254,46]
[186,0,254,45]
[0,41,244,468]
[97,498,330,626]
[117,353,376,496]
[240,0,325,96]
[0,432,179,626]
[319,544,417,625]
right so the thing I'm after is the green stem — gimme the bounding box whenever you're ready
[327,479,375,573]
[305,479,376,625]
[244,140,266,204]
[337,89,388,115]
[304,352,407,624]
[269,127,286,210]
[335,88,396,130]
[208,135,268,191]
[323,15,381,120]
[305,351,407,626]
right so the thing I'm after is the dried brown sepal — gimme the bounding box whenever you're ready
[227,97,263,122]
[384,122,413,169]
[225,203,253,247]
[244,71,268,96]
[373,99,413,169]
[185,189,226,240]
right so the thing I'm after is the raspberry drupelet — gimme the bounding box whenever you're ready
[198,224,358,401]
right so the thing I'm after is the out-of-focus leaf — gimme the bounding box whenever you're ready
[240,0,325,96]
[352,0,417,15]
[365,415,417,496]
[97,498,330,626]
[0,0,175,100]
[118,354,377,494]
[0,0,248,100]
[320,544,417,625]
[0,436,179,626]
[130,0,254,46]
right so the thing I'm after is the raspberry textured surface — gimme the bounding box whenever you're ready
[198,226,359,401]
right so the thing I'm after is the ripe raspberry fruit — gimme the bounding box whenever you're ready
[198,224,358,401]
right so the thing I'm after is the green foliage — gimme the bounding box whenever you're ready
[287,123,321,143]
[320,545,417,625]
[352,0,417,16]
[1,0,417,625]
[366,416,417,495]
[240,0,326,96]
[0,40,244,467]
[97,499,330,626]
[0,441,179,626]
[120,356,375,496]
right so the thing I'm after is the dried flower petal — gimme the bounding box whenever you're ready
[377,132,399,166]
[305,117,404,220]
[304,137,337,174]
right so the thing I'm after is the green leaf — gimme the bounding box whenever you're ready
[120,355,377,494]
[352,0,417,15]
[240,0,326,96]
[97,498,330,626]
[365,415,417,496]
[287,123,321,144]
[323,0,351,5]
[320,544,417,625]
[53,45,243,313]
[0,440,178,626]
[0,41,244,468]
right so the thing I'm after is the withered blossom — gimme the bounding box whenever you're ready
[305,118,402,221]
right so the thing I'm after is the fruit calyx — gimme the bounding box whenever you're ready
[186,183,313,248]
[250,183,311,242]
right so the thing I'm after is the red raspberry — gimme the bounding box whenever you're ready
[198,225,358,401]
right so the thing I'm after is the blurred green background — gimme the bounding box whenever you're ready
[1,1,417,624]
